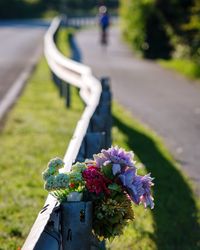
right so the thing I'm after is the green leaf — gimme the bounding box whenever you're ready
[101,164,114,179]
[108,183,122,192]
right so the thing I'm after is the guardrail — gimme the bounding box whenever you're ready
[67,15,118,28]
[22,17,112,250]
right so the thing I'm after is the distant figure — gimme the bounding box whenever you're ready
[98,5,110,45]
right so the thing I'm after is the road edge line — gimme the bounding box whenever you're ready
[0,46,42,121]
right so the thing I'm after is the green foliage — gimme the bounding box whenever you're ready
[120,0,173,59]
[182,0,200,64]
[108,183,122,192]
[43,160,86,201]
[120,0,200,61]
[93,195,134,239]
[120,0,153,56]
[101,163,114,179]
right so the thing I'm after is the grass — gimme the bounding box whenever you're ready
[0,29,83,249]
[107,103,200,250]
[159,58,200,81]
[56,27,72,56]
[0,26,199,250]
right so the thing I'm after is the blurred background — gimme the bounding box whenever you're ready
[0,0,199,68]
[0,0,119,18]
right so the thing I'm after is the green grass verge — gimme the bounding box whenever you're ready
[56,27,71,56]
[159,58,200,80]
[0,30,83,249]
[107,103,200,250]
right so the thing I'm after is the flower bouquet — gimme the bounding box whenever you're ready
[42,146,154,240]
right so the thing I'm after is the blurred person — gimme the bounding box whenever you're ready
[98,5,110,45]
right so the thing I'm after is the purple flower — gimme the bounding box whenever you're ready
[119,168,136,186]
[94,146,135,169]
[112,163,121,175]
[119,169,154,209]
[94,146,155,209]
[129,175,144,204]
[140,174,154,209]
[119,169,142,204]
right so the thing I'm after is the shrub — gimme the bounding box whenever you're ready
[120,0,199,61]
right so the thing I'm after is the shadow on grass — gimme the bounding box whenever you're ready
[113,115,200,250]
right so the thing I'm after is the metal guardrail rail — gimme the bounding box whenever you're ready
[67,15,118,28]
[44,17,102,171]
[22,17,111,250]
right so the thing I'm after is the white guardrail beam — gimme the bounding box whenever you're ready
[22,17,102,250]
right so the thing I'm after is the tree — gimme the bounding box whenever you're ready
[120,0,199,60]
[182,0,200,63]
[120,0,172,59]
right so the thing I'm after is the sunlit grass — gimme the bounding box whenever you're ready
[56,27,74,57]
[107,103,200,250]
[0,29,83,249]
[159,58,200,80]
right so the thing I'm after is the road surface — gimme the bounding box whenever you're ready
[76,26,200,195]
[0,20,48,109]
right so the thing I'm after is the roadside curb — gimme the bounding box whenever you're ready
[0,45,42,121]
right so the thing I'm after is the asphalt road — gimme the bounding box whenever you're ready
[76,26,200,195]
[0,20,48,102]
